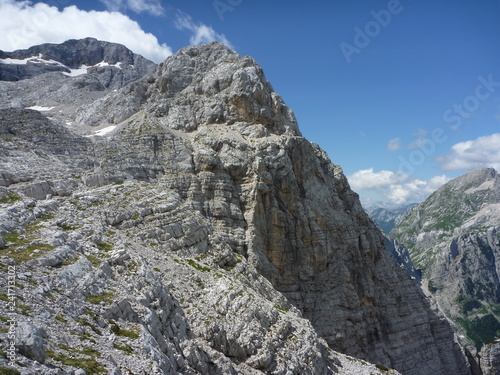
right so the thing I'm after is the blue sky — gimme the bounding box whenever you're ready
[1,0,500,205]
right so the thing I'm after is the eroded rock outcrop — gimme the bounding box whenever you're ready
[479,341,500,375]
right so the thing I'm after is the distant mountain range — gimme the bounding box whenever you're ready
[366,202,416,234]
[390,168,500,359]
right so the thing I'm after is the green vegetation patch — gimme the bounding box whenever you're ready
[86,292,114,305]
[76,332,96,343]
[85,310,98,320]
[113,342,134,354]
[109,321,139,339]
[47,348,106,375]
[0,367,21,375]
[458,314,500,351]
[186,259,211,272]
[375,364,391,372]
[17,301,32,315]
[274,305,288,314]
[491,305,500,315]
[96,242,113,252]
[55,314,67,323]
[1,222,56,264]
[78,317,102,335]
[456,295,482,315]
[0,191,22,204]
[86,255,103,267]
[59,224,80,231]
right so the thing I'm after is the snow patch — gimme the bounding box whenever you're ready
[0,53,67,68]
[63,61,123,77]
[26,105,54,111]
[63,65,89,77]
[94,61,123,69]
[85,125,117,137]
[1,55,124,77]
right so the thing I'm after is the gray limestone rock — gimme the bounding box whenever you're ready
[16,322,46,363]
[479,342,500,375]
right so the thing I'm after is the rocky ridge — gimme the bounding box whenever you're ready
[0,40,472,374]
[0,38,156,131]
[0,37,156,88]
[390,168,500,355]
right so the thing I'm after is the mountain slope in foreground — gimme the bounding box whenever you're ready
[0,40,470,375]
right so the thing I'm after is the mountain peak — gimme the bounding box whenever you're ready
[450,167,498,190]
[0,38,156,84]
[77,41,301,136]
[6,37,154,68]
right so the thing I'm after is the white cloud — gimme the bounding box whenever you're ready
[387,175,451,205]
[99,0,164,16]
[174,11,232,48]
[387,137,401,152]
[348,168,450,205]
[0,0,172,63]
[348,168,408,191]
[436,133,500,171]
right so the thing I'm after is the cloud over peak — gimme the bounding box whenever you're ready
[348,168,407,191]
[436,133,500,172]
[347,168,450,205]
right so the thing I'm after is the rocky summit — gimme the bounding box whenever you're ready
[390,168,500,368]
[0,40,472,374]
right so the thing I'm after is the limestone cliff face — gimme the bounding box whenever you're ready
[479,341,500,374]
[0,41,471,375]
